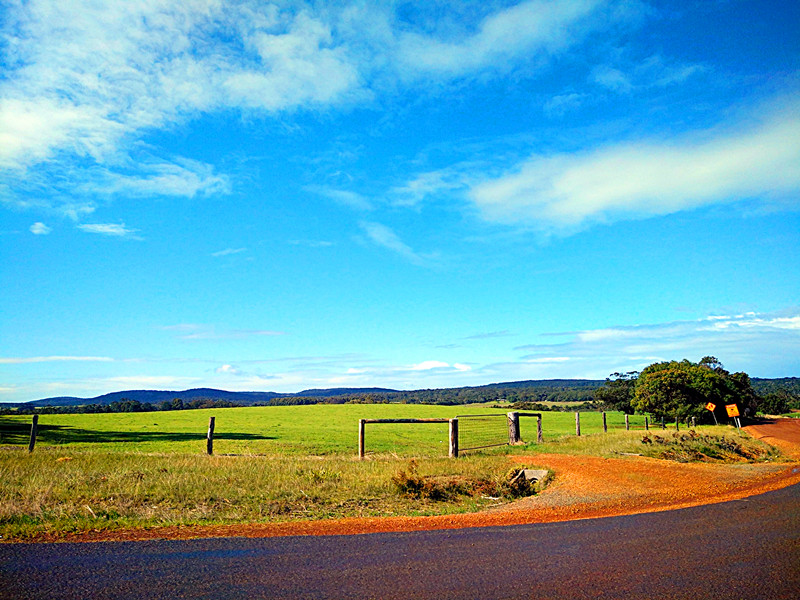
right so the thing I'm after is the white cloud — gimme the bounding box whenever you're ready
[395,0,603,79]
[470,104,800,231]
[514,308,800,378]
[164,323,285,340]
[0,1,358,213]
[390,168,472,207]
[212,247,247,257]
[306,185,373,211]
[0,356,114,364]
[407,360,472,373]
[465,330,513,340]
[29,222,51,235]
[78,223,141,238]
[87,159,230,198]
[590,65,632,92]
[0,0,643,219]
[591,55,704,93]
[543,92,586,117]
[288,239,334,248]
[360,221,432,265]
[410,360,451,371]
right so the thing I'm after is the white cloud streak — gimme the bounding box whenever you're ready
[29,222,51,235]
[77,223,141,238]
[212,247,247,257]
[514,309,800,378]
[0,356,114,364]
[395,0,604,79]
[360,221,431,265]
[470,104,800,231]
[164,324,285,340]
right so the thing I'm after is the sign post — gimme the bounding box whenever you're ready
[705,402,718,425]
[726,404,741,432]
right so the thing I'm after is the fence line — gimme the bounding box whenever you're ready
[358,418,457,458]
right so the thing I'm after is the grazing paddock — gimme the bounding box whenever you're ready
[1,404,609,456]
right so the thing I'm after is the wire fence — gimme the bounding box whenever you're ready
[455,414,509,452]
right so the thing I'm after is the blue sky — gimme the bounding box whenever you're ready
[1,0,799,402]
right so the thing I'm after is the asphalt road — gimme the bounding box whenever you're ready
[2,483,799,600]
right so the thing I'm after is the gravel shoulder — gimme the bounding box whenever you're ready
[22,419,800,544]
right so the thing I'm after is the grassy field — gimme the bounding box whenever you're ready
[0,405,769,540]
[0,404,650,456]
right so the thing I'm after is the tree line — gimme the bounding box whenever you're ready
[0,397,244,415]
[594,356,800,422]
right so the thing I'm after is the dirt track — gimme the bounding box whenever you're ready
[40,418,800,544]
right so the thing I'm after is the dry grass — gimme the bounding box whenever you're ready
[0,447,524,539]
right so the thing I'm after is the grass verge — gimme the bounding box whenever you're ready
[519,426,785,463]
[0,448,544,540]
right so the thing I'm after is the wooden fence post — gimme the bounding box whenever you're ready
[537,414,543,443]
[507,412,521,444]
[661,417,666,430]
[602,412,607,433]
[645,416,649,431]
[691,416,696,429]
[206,416,215,455]
[625,414,630,431]
[575,412,581,436]
[675,417,680,432]
[28,415,38,453]
[358,419,366,459]
[449,418,459,458]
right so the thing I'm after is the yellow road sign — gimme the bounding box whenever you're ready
[725,404,740,417]
[705,402,716,412]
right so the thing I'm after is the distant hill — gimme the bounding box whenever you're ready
[294,387,399,398]
[751,377,800,395]
[22,387,398,407]
[21,381,598,407]
[17,377,800,409]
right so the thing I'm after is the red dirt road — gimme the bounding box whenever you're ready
[45,419,800,544]
[744,417,800,458]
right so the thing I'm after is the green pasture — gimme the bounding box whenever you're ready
[0,405,650,456]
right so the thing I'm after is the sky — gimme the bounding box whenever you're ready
[1,0,799,402]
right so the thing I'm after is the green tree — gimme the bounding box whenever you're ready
[632,358,756,423]
[595,371,638,413]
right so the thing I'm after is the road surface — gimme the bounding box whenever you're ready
[2,481,798,599]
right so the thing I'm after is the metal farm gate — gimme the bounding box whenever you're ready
[455,414,510,452]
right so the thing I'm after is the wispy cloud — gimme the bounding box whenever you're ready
[164,324,285,341]
[29,222,51,235]
[306,185,373,211]
[543,92,587,117]
[288,239,334,248]
[389,167,472,207]
[394,0,608,79]
[591,55,704,93]
[512,308,800,378]
[0,1,643,219]
[0,1,358,214]
[77,223,141,238]
[360,221,433,265]
[212,247,247,257]
[0,356,114,364]
[470,102,800,232]
[464,330,513,340]
[408,360,471,372]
